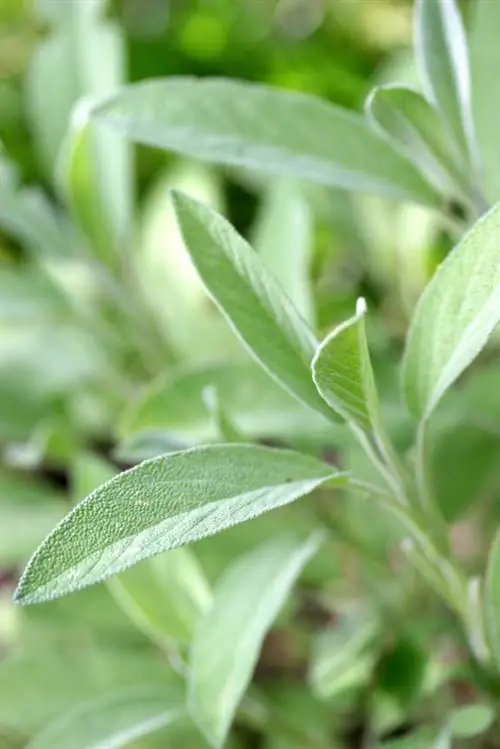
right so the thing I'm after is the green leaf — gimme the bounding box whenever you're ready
[91,77,439,205]
[312,298,379,431]
[252,180,315,324]
[413,0,475,164]
[402,202,500,419]
[0,472,65,566]
[109,549,212,647]
[26,686,186,749]
[483,529,500,669]
[59,110,131,267]
[14,444,345,605]
[470,0,500,203]
[171,191,334,419]
[309,606,378,700]
[365,85,469,199]
[202,384,246,443]
[120,361,335,448]
[448,704,494,738]
[189,534,322,748]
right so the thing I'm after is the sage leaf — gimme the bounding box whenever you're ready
[402,202,500,419]
[14,445,344,605]
[312,298,379,431]
[470,0,500,203]
[91,77,438,205]
[483,529,500,669]
[366,85,469,199]
[414,0,475,163]
[252,180,315,324]
[109,549,212,646]
[26,686,186,749]
[171,191,333,419]
[189,533,322,748]
[202,384,246,443]
[120,360,334,448]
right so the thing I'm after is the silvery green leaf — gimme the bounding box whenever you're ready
[14,445,345,605]
[189,534,322,747]
[312,298,379,432]
[90,77,439,204]
[171,191,334,419]
[402,202,500,419]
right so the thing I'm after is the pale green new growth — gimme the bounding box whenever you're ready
[14,444,344,604]
[91,77,438,205]
[189,534,322,748]
[402,202,500,419]
[312,298,379,432]
[171,190,335,419]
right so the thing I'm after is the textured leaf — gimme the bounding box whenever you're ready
[91,77,438,204]
[14,445,344,605]
[252,180,315,324]
[120,361,334,447]
[483,529,500,669]
[366,85,469,198]
[414,0,475,162]
[189,534,321,748]
[402,202,500,419]
[312,298,379,431]
[470,0,500,203]
[171,192,333,419]
[26,687,186,749]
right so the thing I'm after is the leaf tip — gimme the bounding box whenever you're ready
[356,297,367,316]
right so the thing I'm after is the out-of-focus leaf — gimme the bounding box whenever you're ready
[483,529,500,669]
[312,298,380,432]
[252,180,315,324]
[109,549,212,648]
[414,0,475,164]
[448,704,494,738]
[402,202,500,419]
[377,636,427,708]
[91,77,439,204]
[136,162,237,363]
[0,472,65,566]
[0,644,183,735]
[309,606,378,700]
[470,0,500,203]
[171,192,332,418]
[26,686,187,749]
[202,384,245,443]
[120,361,335,448]
[14,445,345,604]
[189,534,321,748]
[366,85,469,199]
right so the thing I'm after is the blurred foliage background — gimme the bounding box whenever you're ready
[1,1,497,748]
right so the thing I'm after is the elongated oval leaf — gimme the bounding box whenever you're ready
[483,529,500,669]
[366,85,469,198]
[171,191,333,419]
[14,445,344,605]
[402,202,500,419]
[90,77,438,205]
[26,686,186,749]
[414,0,475,162]
[312,299,379,431]
[470,0,500,203]
[189,533,321,748]
[252,180,315,324]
